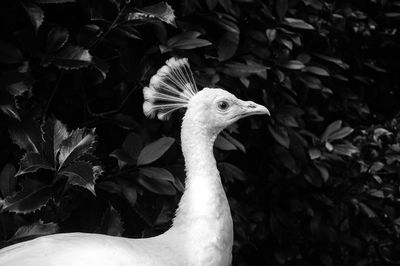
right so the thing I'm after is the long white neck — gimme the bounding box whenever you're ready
[168,112,233,265]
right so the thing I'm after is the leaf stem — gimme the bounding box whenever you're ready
[90,2,129,49]
[42,70,65,123]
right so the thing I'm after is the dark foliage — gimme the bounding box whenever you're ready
[1,0,400,265]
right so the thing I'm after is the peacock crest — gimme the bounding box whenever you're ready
[143,57,198,120]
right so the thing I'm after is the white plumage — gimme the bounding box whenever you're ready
[0,57,269,266]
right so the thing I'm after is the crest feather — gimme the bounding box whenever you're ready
[143,57,198,120]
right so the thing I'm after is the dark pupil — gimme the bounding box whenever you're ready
[219,101,228,110]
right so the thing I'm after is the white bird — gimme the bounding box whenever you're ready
[0,57,270,266]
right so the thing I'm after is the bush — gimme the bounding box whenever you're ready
[0,0,400,265]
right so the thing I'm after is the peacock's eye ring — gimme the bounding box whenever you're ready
[217,100,230,111]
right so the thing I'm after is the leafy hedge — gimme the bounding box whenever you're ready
[1,0,400,265]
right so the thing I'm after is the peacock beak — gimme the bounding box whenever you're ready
[241,101,270,117]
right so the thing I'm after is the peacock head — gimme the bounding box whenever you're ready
[186,88,269,131]
[143,57,270,132]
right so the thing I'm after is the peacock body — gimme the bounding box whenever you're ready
[0,58,269,266]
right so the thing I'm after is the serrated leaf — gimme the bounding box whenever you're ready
[137,137,175,166]
[17,152,53,176]
[58,128,96,169]
[1,179,52,214]
[41,118,69,165]
[127,2,176,27]
[21,2,44,33]
[284,17,315,30]
[321,120,342,142]
[59,161,101,195]
[0,164,17,198]
[0,94,20,121]
[0,41,24,64]
[46,26,69,53]
[49,46,92,70]
[8,119,40,153]
[137,175,176,195]
[139,167,175,182]
[12,221,59,241]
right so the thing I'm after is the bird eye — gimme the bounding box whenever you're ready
[217,100,230,111]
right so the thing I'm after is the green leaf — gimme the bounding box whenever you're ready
[284,17,315,30]
[12,221,59,241]
[17,152,54,176]
[137,137,175,166]
[137,176,176,195]
[220,61,268,78]
[59,161,102,195]
[0,41,24,64]
[222,131,246,153]
[218,162,245,182]
[299,74,322,89]
[34,0,76,3]
[305,66,330,76]
[117,179,137,207]
[139,167,175,182]
[217,17,240,61]
[215,135,237,151]
[268,125,290,148]
[281,60,305,70]
[0,179,52,214]
[21,2,44,33]
[333,143,359,157]
[358,202,376,218]
[313,53,349,69]
[275,0,288,20]
[168,39,212,51]
[308,148,321,160]
[58,128,97,169]
[205,0,218,10]
[46,26,69,53]
[122,132,143,161]
[327,127,353,141]
[127,2,176,27]
[321,120,342,142]
[102,205,124,237]
[0,164,17,198]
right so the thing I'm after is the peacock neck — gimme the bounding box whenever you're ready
[172,115,223,227]
[169,113,233,265]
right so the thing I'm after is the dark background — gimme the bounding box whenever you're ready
[1,0,400,265]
